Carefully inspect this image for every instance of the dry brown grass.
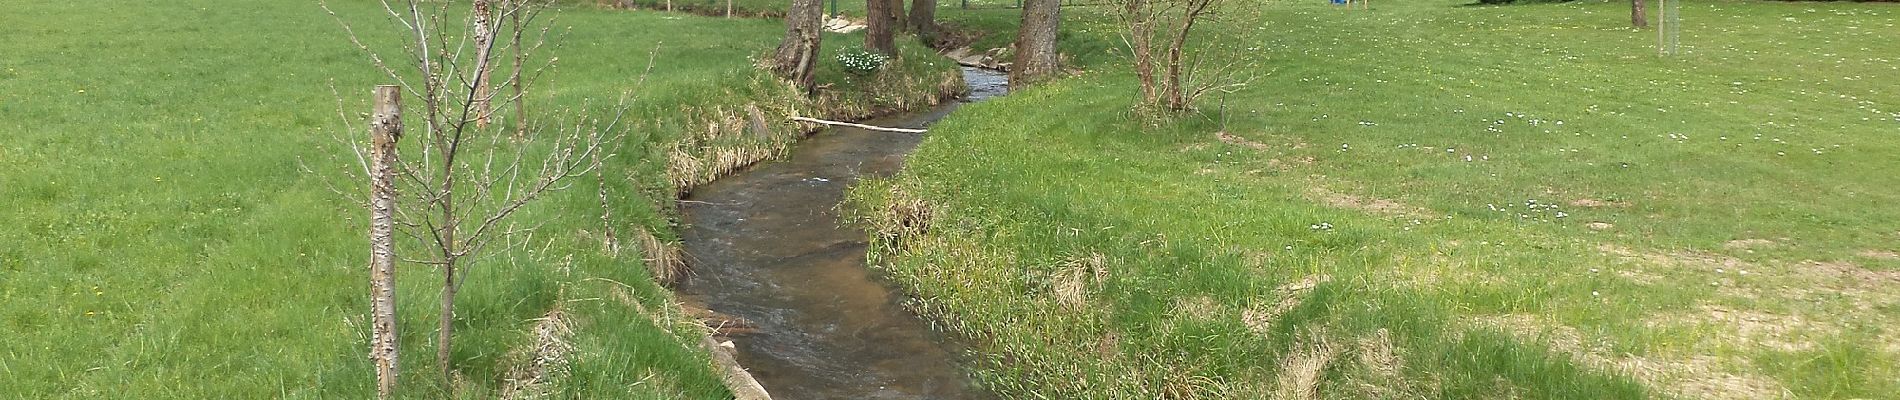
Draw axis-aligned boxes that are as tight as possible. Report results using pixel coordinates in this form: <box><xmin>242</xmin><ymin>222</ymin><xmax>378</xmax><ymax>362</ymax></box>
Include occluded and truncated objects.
<box><xmin>1566</xmin><ymin>198</ymin><xmax>1628</xmax><ymax>208</ymax></box>
<box><xmin>634</xmin><ymin>229</ymin><xmax>686</xmax><ymax>285</ymax></box>
<box><xmin>662</xmin><ymin>105</ymin><xmax>799</xmax><ymax>195</ymax></box>
<box><xmin>1356</xmin><ymin>328</ymin><xmax>1402</xmax><ymax>380</ymax></box>
<box><xmin>1650</xmin><ymin>304</ymin><xmax>1836</xmax><ymax>349</ymax></box>
<box><xmin>1466</xmin><ymin>314</ymin><xmax>1792</xmax><ymax>400</ymax></box>
<box><xmin>1051</xmin><ymin>253</ymin><xmax>1109</xmax><ymax>310</ymax></box>
<box><xmin>1274</xmin><ymin>332</ymin><xmax>1338</xmax><ymax>400</ymax></box>
<box><xmin>1242</xmin><ymin>275</ymin><xmax>1331</xmax><ymax>335</ymax></box>
<box><xmin>870</xmin><ymin>184</ymin><xmax>936</xmax><ymax>248</ymax></box>
<box><xmin>500</xmin><ymin>307</ymin><xmax>576</xmax><ymax>399</ymax></box>
<box><xmin>1172</xmin><ymin>296</ymin><xmax>1223</xmax><ymax>321</ymax></box>
<box><xmin>1214</xmin><ymin>131</ymin><xmax>1272</xmax><ymax>151</ymax></box>
<box><xmin>1346</xmin><ymin>328</ymin><xmax>1434</xmax><ymax>399</ymax></box>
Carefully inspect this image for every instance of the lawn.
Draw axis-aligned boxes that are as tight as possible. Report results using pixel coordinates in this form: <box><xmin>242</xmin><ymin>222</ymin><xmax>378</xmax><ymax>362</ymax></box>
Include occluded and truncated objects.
<box><xmin>0</xmin><ymin>0</ymin><xmax>956</xmax><ymax>397</ymax></box>
<box><xmin>861</xmin><ymin>0</ymin><xmax>1900</xmax><ymax>398</ymax></box>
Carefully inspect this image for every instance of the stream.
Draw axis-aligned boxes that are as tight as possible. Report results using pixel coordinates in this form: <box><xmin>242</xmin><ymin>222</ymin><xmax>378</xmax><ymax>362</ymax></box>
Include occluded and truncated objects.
<box><xmin>675</xmin><ymin>67</ymin><xmax>1008</xmax><ymax>399</ymax></box>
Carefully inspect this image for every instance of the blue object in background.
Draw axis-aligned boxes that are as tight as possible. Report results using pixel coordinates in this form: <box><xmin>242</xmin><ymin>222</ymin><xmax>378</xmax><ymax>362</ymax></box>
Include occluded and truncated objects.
<box><xmin>1332</xmin><ymin>0</ymin><xmax>1346</xmax><ymax>4</ymax></box>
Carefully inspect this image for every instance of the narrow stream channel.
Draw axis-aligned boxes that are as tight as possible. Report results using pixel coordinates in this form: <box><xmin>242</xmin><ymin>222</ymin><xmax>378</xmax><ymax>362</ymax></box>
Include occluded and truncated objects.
<box><xmin>675</xmin><ymin>67</ymin><xmax>1007</xmax><ymax>399</ymax></box>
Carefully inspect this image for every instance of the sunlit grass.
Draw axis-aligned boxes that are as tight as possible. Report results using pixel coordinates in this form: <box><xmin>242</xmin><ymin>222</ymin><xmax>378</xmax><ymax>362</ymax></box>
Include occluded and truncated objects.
<box><xmin>0</xmin><ymin>0</ymin><xmax>955</xmax><ymax>397</ymax></box>
<box><xmin>861</xmin><ymin>0</ymin><xmax>1900</xmax><ymax>398</ymax></box>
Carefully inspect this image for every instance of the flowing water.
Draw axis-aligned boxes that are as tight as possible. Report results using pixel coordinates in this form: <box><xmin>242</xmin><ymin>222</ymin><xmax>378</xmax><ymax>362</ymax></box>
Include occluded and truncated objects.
<box><xmin>676</xmin><ymin>67</ymin><xmax>1007</xmax><ymax>399</ymax></box>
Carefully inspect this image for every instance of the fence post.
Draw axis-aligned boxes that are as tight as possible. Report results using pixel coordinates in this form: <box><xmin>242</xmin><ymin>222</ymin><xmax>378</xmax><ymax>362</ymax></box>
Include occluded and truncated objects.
<box><xmin>368</xmin><ymin>85</ymin><xmax>402</xmax><ymax>400</ymax></box>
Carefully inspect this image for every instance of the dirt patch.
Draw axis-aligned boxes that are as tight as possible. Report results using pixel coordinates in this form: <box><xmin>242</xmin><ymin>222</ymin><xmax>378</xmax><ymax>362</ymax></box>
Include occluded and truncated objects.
<box><xmin>1306</xmin><ymin>186</ymin><xmax>1435</xmax><ymax>219</ymax></box>
<box><xmin>1568</xmin><ymin>198</ymin><xmax>1623</xmax><ymax>208</ymax></box>
<box><xmin>1647</xmin><ymin>305</ymin><xmax>1836</xmax><ymax>352</ymax></box>
<box><xmin>1095</xmin><ymin>330</ymin><xmax>1122</xmax><ymax>360</ymax></box>
<box><xmin>1267</xmin><ymin>156</ymin><xmax>1317</xmax><ymax>171</ymax></box>
<box><xmin>1215</xmin><ymin>131</ymin><xmax>1273</xmax><ymax>151</ymax></box>
<box><xmin>1859</xmin><ymin>249</ymin><xmax>1900</xmax><ymax>260</ymax></box>
<box><xmin>1806</xmin><ymin>260</ymin><xmax>1900</xmax><ymax>285</ymax></box>
<box><xmin>1721</xmin><ymin>238</ymin><xmax>1780</xmax><ymax>251</ymax></box>
<box><xmin>1615</xmin><ymin>356</ymin><xmax>1789</xmax><ymax>400</ymax></box>
<box><xmin>1598</xmin><ymin>244</ymin><xmax>1746</xmax><ymax>272</ymax></box>
<box><xmin>1586</xmin><ymin>221</ymin><xmax>1615</xmax><ymax>230</ymax></box>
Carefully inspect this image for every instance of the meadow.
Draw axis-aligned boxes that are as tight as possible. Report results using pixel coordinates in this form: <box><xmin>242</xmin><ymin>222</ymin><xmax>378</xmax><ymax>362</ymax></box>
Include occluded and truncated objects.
<box><xmin>860</xmin><ymin>0</ymin><xmax>1900</xmax><ymax>398</ymax></box>
<box><xmin>0</xmin><ymin>0</ymin><xmax>956</xmax><ymax>397</ymax></box>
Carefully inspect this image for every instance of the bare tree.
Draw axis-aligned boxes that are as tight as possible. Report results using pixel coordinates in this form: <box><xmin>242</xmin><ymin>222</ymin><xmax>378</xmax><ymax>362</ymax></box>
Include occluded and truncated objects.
<box><xmin>320</xmin><ymin>0</ymin><xmax>622</xmax><ymax>395</ymax></box>
<box><xmin>1631</xmin><ymin>0</ymin><xmax>1647</xmax><ymax>28</ymax></box>
<box><xmin>1011</xmin><ymin>0</ymin><xmax>1061</xmax><ymax>87</ymax></box>
<box><xmin>1116</xmin><ymin>0</ymin><xmax>1255</xmax><ymax>113</ymax></box>
<box><xmin>867</xmin><ymin>0</ymin><xmax>897</xmax><ymax>54</ymax></box>
<box><xmin>1122</xmin><ymin>0</ymin><xmax>1158</xmax><ymax>105</ymax></box>
<box><xmin>773</xmin><ymin>0</ymin><xmax>825</xmax><ymax>91</ymax></box>
<box><xmin>909</xmin><ymin>0</ymin><xmax>938</xmax><ymax>45</ymax></box>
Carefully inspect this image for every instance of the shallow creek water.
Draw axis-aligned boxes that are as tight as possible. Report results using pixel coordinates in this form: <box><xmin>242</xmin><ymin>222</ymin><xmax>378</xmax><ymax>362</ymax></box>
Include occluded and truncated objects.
<box><xmin>675</xmin><ymin>67</ymin><xmax>1007</xmax><ymax>399</ymax></box>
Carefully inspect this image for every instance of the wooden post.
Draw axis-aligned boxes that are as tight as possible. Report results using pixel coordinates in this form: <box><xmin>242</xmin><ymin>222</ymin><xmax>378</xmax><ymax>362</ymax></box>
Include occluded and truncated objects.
<box><xmin>368</xmin><ymin>85</ymin><xmax>403</xmax><ymax>400</ymax></box>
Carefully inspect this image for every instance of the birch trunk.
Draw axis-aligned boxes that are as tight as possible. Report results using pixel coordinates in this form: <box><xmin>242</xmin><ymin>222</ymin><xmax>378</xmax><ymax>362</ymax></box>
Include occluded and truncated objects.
<box><xmin>367</xmin><ymin>85</ymin><xmax>403</xmax><ymax>400</ymax></box>
<box><xmin>472</xmin><ymin>0</ymin><xmax>495</xmax><ymax>129</ymax></box>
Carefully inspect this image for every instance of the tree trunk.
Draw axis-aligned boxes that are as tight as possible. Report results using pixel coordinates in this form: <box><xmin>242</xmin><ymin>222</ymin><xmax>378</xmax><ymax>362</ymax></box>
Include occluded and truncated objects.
<box><xmin>1124</xmin><ymin>0</ymin><xmax>1156</xmax><ymax>106</ymax></box>
<box><xmin>1011</xmin><ymin>0</ymin><xmax>1060</xmax><ymax>87</ymax></box>
<box><xmin>436</xmin><ymin>257</ymin><xmax>457</xmax><ymax>390</ymax></box>
<box><xmin>773</xmin><ymin>0</ymin><xmax>825</xmax><ymax>91</ymax></box>
<box><xmin>435</xmin><ymin>186</ymin><xmax>458</xmax><ymax>393</ymax></box>
<box><xmin>472</xmin><ymin>0</ymin><xmax>495</xmax><ymax>129</ymax></box>
<box><xmin>891</xmin><ymin>0</ymin><xmax>908</xmax><ymax>33</ymax></box>
<box><xmin>368</xmin><ymin>85</ymin><xmax>403</xmax><ymax>400</ymax></box>
<box><xmin>1160</xmin><ymin>0</ymin><xmax>1209</xmax><ymax>111</ymax></box>
<box><xmin>1160</xmin><ymin>18</ymin><xmax>1192</xmax><ymax>110</ymax></box>
<box><xmin>511</xmin><ymin>0</ymin><xmax>527</xmax><ymax>140</ymax></box>
<box><xmin>1631</xmin><ymin>0</ymin><xmax>1647</xmax><ymax>28</ymax></box>
<box><xmin>909</xmin><ymin>0</ymin><xmax>937</xmax><ymax>45</ymax></box>
<box><xmin>866</xmin><ymin>0</ymin><xmax>896</xmax><ymax>54</ymax></box>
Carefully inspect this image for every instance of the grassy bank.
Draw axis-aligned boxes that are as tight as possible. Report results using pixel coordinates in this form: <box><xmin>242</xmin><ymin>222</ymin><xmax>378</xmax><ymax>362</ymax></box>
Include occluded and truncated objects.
<box><xmin>0</xmin><ymin>0</ymin><xmax>956</xmax><ymax>397</ymax></box>
<box><xmin>859</xmin><ymin>0</ymin><xmax>1899</xmax><ymax>398</ymax></box>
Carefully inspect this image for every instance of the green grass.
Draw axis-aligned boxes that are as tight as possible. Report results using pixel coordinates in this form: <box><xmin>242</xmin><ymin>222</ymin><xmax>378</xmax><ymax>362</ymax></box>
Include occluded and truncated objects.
<box><xmin>859</xmin><ymin>0</ymin><xmax>1900</xmax><ymax>398</ymax></box>
<box><xmin>0</xmin><ymin>0</ymin><xmax>955</xmax><ymax>397</ymax></box>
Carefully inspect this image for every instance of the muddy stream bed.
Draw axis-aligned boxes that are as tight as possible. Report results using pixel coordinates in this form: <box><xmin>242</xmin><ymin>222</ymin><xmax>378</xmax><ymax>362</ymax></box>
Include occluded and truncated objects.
<box><xmin>675</xmin><ymin>67</ymin><xmax>1007</xmax><ymax>399</ymax></box>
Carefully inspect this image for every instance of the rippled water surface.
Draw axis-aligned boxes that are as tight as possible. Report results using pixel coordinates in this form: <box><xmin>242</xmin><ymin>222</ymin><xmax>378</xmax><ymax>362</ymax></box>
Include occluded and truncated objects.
<box><xmin>676</xmin><ymin>68</ymin><xmax>1006</xmax><ymax>399</ymax></box>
